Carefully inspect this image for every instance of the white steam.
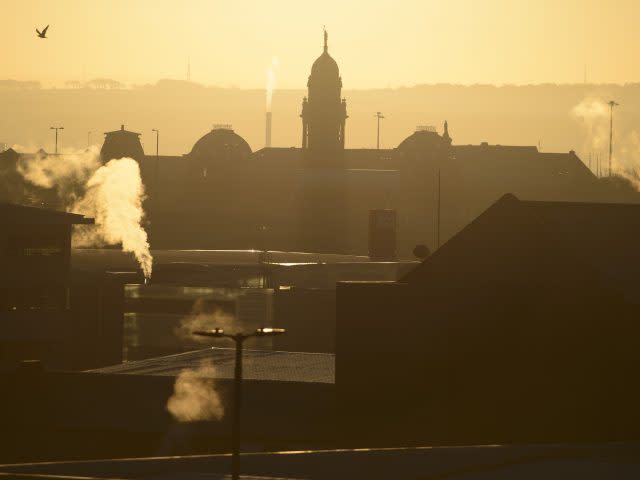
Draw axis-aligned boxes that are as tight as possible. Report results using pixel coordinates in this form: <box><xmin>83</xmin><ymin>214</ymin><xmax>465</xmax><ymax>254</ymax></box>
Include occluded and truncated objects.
<box><xmin>17</xmin><ymin>146</ymin><xmax>101</xmax><ymax>201</ymax></box>
<box><xmin>572</xmin><ymin>97</ymin><xmax>640</xmax><ymax>189</ymax></box>
<box><xmin>266</xmin><ymin>57</ymin><xmax>279</xmax><ymax>112</ymax></box>
<box><xmin>167</xmin><ymin>359</ymin><xmax>225</xmax><ymax>422</ymax></box>
<box><xmin>175</xmin><ymin>297</ymin><xmax>237</xmax><ymax>343</ymax></box>
<box><xmin>15</xmin><ymin>149</ymin><xmax>153</xmax><ymax>278</ymax></box>
<box><xmin>71</xmin><ymin>158</ymin><xmax>153</xmax><ymax>279</ymax></box>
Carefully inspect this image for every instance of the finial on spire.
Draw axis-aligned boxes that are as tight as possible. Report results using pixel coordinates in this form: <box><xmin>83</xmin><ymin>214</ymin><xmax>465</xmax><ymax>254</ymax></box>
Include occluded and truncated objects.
<box><xmin>323</xmin><ymin>27</ymin><xmax>328</xmax><ymax>53</ymax></box>
<box><xmin>443</xmin><ymin>120</ymin><xmax>452</xmax><ymax>144</ymax></box>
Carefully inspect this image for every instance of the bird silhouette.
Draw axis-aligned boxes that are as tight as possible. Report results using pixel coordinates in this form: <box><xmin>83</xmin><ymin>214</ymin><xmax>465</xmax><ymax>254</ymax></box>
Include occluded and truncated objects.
<box><xmin>36</xmin><ymin>25</ymin><xmax>49</xmax><ymax>39</ymax></box>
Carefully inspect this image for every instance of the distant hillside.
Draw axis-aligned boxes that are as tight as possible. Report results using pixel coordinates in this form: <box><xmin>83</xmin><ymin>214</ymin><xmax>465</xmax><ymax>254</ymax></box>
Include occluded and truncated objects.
<box><xmin>2</xmin><ymin>82</ymin><xmax>639</xmax><ymax>169</ymax></box>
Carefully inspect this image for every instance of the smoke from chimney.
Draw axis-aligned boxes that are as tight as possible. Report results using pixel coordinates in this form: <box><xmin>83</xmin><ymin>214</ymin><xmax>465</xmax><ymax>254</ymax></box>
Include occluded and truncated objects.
<box><xmin>265</xmin><ymin>57</ymin><xmax>279</xmax><ymax>113</ymax></box>
<box><xmin>16</xmin><ymin>148</ymin><xmax>153</xmax><ymax>279</ymax></box>
<box><xmin>71</xmin><ymin>157</ymin><xmax>153</xmax><ymax>279</ymax></box>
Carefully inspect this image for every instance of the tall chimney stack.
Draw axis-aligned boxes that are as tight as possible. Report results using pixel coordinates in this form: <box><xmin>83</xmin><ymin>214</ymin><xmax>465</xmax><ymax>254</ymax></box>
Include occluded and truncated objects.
<box><xmin>265</xmin><ymin>111</ymin><xmax>272</xmax><ymax>148</ymax></box>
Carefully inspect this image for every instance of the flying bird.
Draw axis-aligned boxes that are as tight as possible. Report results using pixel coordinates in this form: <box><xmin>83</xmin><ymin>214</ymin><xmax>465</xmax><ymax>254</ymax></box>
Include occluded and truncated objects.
<box><xmin>36</xmin><ymin>25</ymin><xmax>49</xmax><ymax>39</ymax></box>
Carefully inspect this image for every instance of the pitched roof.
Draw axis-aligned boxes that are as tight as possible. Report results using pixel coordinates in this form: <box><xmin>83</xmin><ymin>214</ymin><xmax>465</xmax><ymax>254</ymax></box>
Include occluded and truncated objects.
<box><xmin>0</xmin><ymin>203</ymin><xmax>94</xmax><ymax>225</ymax></box>
<box><xmin>402</xmin><ymin>194</ymin><xmax>640</xmax><ymax>297</ymax></box>
<box><xmin>89</xmin><ymin>347</ymin><xmax>335</xmax><ymax>384</ymax></box>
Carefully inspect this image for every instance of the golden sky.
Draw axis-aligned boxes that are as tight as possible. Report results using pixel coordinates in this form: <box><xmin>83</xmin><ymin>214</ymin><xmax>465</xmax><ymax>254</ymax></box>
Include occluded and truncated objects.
<box><xmin>3</xmin><ymin>0</ymin><xmax>639</xmax><ymax>88</ymax></box>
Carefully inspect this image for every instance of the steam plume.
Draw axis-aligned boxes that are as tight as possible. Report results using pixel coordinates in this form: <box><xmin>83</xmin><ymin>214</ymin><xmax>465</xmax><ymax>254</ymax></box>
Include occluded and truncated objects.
<box><xmin>17</xmin><ymin>146</ymin><xmax>101</xmax><ymax>201</ymax></box>
<box><xmin>167</xmin><ymin>359</ymin><xmax>224</xmax><ymax>422</ymax></box>
<box><xmin>572</xmin><ymin>97</ymin><xmax>640</xmax><ymax>189</ymax></box>
<box><xmin>16</xmin><ymin>149</ymin><xmax>153</xmax><ymax>278</ymax></box>
<box><xmin>266</xmin><ymin>57</ymin><xmax>279</xmax><ymax>112</ymax></box>
<box><xmin>71</xmin><ymin>158</ymin><xmax>153</xmax><ymax>279</ymax></box>
<box><xmin>175</xmin><ymin>297</ymin><xmax>237</xmax><ymax>343</ymax></box>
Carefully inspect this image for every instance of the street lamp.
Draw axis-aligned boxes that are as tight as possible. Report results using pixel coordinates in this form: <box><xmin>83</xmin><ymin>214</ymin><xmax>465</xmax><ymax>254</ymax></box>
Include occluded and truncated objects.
<box><xmin>375</xmin><ymin>112</ymin><xmax>384</xmax><ymax>149</ymax></box>
<box><xmin>193</xmin><ymin>327</ymin><xmax>286</xmax><ymax>480</ymax></box>
<box><xmin>152</xmin><ymin>129</ymin><xmax>159</xmax><ymax>189</ymax></box>
<box><xmin>50</xmin><ymin>126</ymin><xmax>64</xmax><ymax>154</ymax></box>
<box><xmin>608</xmin><ymin>100</ymin><xmax>619</xmax><ymax>177</ymax></box>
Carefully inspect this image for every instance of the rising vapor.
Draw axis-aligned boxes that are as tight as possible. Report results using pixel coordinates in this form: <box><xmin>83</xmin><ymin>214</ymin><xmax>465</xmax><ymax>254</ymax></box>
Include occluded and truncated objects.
<box><xmin>167</xmin><ymin>359</ymin><xmax>224</xmax><ymax>422</ymax></box>
<box><xmin>17</xmin><ymin>146</ymin><xmax>101</xmax><ymax>201</ymax></box>
<box><xmin>266</xmin><ymin>57</ymin><xmax>279</xmax><ymax>112</ymax></box>
<box><xmin>16</xmin><ymin>149</ymin><xmax>153</xmax><ymax>278</ymax></box>
<box><xmin>175</xmin><ymin>297</ymin><xmax>237</xmax><ymax>343</ymax></box>
<box><xmin>71</xmin><ymin>158</ymin><xmax>153</xmax><ymax>279</ymax></box>
<box><xmin>572</xmin><ymin>97</ymin><xmax>640</xmax><ymax>189</ymax></box>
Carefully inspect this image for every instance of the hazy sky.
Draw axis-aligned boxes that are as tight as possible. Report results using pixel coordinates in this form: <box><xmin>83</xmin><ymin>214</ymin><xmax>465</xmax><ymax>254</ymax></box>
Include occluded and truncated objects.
<box><xmin>3</xmin><ymin>0</ymin><xmax>640</xmax><ymax>88</ymax></box>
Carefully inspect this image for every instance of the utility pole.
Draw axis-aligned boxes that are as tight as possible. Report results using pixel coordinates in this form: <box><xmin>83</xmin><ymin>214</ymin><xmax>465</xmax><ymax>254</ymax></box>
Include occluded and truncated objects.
<box><xmin>152</xmin><ymin>129</ymin><xmax>159</xmax><ymax>189</ymax></box>
<box><xmin>50</xmin><ymin>126</ymin><xmax>64</xmax><ymax>154</ymax></box>
<box><xmin>608</xmin><ymin>100</ymin><xmax>619</xmax><ymax>177</ymax></box>
<box><xmin>375</xmin><ymin>112</ymin><xmax>384</xmax><ymax>149</ymax></box>
<box><xmin>436</xmin><ymin>168</ymin><xmax>441</xmax><ymax>249</ymax></box>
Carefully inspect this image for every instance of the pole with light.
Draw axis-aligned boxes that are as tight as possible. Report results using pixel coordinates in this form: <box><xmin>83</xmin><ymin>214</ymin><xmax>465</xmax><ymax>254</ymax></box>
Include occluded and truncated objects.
<box><xmin>608</xmin><ymin>100</ymin><xmax>619</xmax><ymax>177</ymax></box>
<box><xmin>375</xmin><ymin>112</ymin><xmax>384</xmax><ymax>149</ymax></box>
<box><xmin>152</xmin><ymin>129</ymin><xmax>160</xmax><ymax>189</ymax></box>
<box><xmin>50</xmin><ymin>126</ymin><xmax>64</xmax><ymax>154</ymax></box>
<box><xmin>193</xmin><ymin>327</ymin><xmax>286</xmax><ymax>480</ymax></box>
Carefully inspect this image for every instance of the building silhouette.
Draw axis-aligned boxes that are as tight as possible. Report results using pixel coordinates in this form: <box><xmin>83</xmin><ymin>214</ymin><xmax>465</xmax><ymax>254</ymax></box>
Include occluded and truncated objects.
<box><xmin>1</xmin><ymin>32</ymin><xmax>633</xmax><ymax>257</ymax></box>
<box><xmin>0</xmin><ymin>203</ymin><xmax>124</xmax><ymax>370</ymax></box>
<box><xmin>301</xmin><ymin>30</ymin><xmax>347</xmax><ymax>153</ymax></box>
<box><xmin>337</xmin><ymin>194</ymin><xmax>640</xmax><ymax>444</ymax></box>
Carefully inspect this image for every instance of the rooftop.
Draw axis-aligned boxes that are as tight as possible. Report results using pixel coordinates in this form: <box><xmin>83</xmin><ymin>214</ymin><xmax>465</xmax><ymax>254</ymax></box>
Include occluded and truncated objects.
<box><xmin>89</xmin><ymin>347</ymin><xmax>335</xmax><ymax>384</ymax></box>
<box><xmin>0</xmin><ymin>203</ymin><xmax>94</xmax><ymax>225</ymax></box>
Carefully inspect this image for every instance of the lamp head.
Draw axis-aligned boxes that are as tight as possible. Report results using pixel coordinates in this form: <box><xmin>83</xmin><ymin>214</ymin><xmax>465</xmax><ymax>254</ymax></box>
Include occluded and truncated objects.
<box><xmin>193</xmin><ymin>328</ymin><xmax>225</xmax><ymax>337</ymax></box>
<box><xmin>255</xmin><ymin>327</ymin><xmax>286</xmax><ymax>336</ymax></box>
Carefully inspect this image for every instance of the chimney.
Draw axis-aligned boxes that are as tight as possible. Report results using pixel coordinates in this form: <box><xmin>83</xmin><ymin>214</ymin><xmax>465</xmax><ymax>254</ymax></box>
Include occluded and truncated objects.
<box><xmin>265</xmin><ymin>112</ymin><xmax>272</xmax><ymax>148</ymax></box>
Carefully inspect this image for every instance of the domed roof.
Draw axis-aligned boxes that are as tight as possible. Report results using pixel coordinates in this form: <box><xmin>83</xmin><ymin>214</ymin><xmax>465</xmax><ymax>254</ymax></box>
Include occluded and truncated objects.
<box><xmin>311</xmin><ymin>51</ymin><xmax>339</xmax><ymax>78</ymax></box>
<box><xmin>397</xmin><ymin>127</ymin><xmax>447</xmax><ymax>151</ymax></box>
<box><xmin>189</xmin><ymin>127</ymin><xmax>252</xmax><ymax>159</ymax></box>
<box><xmin>309</xmin><ymin>30</ymin><xmax>340</xmax><ymax>83</ymax></box>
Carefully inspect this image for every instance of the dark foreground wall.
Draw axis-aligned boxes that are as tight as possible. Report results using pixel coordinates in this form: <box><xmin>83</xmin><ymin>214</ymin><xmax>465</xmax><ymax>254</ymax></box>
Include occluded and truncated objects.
<box><xmin>336</xmin><ymin>281</ymin><xmax>640</xmax><ymax>445</ymax></box>
<box><xmin>0</xmin><ymin>365</ymin><xmax>335</xmax><ymax>463</ymax></box>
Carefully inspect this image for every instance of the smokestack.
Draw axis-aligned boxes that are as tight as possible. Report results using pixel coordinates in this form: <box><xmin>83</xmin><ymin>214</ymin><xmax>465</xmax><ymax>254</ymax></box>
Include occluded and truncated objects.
<box><xmin>265</xmin><ymin>111</ymin><xmax>272</xmax><ymax>148</ymax></box>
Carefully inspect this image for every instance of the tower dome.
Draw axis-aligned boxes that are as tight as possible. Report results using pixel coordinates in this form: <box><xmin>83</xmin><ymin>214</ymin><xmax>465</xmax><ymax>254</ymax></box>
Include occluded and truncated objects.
<box><xmin>311</xmin><ymin>52</ymin><xmax>339</xmax><ymax>77</ymax></box>
<box><xmin>300</xmin><ymin>30</ymin><xmax>348</xmax><ymax>153</ymax></box>
<box><xmin>308</xmin><ymin>29</ymin><xmax>341</xmax><ymax>88</ymax></box>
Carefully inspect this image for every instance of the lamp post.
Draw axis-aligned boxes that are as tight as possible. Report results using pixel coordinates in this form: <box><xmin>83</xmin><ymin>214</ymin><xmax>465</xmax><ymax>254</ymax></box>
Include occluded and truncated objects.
<box><xmin>608</xmin><ymin>100</ymin><xmax>619</xmax><ymax>177</ymax></box>
<box><xmin>193</xmin><ymin>327</ymin><xmax>286</xmax><ymax>480</ymax></box>
<box><xmin>375</xmin><ymin>112</ymin><xmax>384</xmax><ymax>149</ymax></box>
<box><xmin>50</xmin><ymin>126</ymin><xmax>64</xmax><ymax>154</ymax></box>
<box><xmin>152</xmin><ymin>129</ymin><xmax>159</xmax><ymax>189</ymax></box>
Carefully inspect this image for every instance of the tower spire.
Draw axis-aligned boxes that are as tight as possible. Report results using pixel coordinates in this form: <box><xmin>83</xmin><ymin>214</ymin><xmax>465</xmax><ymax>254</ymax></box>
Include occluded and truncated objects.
<box><xmin>323</xmin><ymin>27</ymin><xmax>328</xmax><ymax>53</ymax></box>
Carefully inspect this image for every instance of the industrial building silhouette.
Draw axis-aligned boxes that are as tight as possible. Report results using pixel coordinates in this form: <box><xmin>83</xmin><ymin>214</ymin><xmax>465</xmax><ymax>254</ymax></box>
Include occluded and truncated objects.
<box><xmin>0</xmin><ymin>31</ymin><xmax>615</xmax><ymax>257</ymax></box>
<box><xmin>1</xmin><ymin>31</ymin><xmax>640</xmax><ymax>469</ymax></box>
